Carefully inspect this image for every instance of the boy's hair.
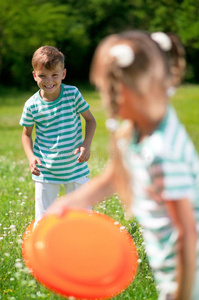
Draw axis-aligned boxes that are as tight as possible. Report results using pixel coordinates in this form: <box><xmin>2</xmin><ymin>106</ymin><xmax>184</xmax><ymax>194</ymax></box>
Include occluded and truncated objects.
<box><xmin>32</xmin><ymin>46</ymin><xmax>65</xmax><ymax>70</ymax></box>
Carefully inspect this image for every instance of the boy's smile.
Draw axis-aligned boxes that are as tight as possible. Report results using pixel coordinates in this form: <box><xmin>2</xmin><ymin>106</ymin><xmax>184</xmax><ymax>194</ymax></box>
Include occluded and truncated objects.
<box><xmin>33</xmin><ymin>63</ymin><xmax>66</xmax><ymax>102</ymax></box>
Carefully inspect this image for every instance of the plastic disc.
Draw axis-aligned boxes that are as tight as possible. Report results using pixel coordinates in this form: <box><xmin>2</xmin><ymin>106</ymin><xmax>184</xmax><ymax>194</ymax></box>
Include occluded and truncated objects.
<box><xmin>22</xmin><ymin>209</ymin><xmax>138</xmax><ymax>299</ymax></box>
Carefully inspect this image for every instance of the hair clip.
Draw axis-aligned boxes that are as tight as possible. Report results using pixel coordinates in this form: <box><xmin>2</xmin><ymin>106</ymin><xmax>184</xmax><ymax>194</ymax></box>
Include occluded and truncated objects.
<box><xmin>166</xmin><ymin>86</ymin><xmax>176</xmax><ymax>97</ymax></box>
<box><xmin>105</xmin><ymin>118</ymin><xmax>119</xmax><ymax>132</ymax></box>
<box><xmin>151</xmin><ymin>32</ymin><xmax>172</xmax><ymax>51</ymax></box>
<box><xmin>109</xmin><ymin>44</ymin><xmax>135</xmax><ymax>68</ymax></box>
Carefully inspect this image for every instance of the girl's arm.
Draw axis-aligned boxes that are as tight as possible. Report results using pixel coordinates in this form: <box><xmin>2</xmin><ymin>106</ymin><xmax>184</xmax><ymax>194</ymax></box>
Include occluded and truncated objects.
<box><xmin>46</xmin><ymin>163</ymin><xmax>115</xmax><ymax>216</ymax></box>
<box><xmin>165</xmin><ymin>199</ymin><xmax>197</xmax><ymax>300</ymax></box>
<box><xmin>74</xmin><ymin>109</ymin><xmax>96</xmax><ymax>163</ymax></box>
<box><xmin>22</xmin><ymin>126</ymin><xmax>42</xmax><ymax>176</ymax></box>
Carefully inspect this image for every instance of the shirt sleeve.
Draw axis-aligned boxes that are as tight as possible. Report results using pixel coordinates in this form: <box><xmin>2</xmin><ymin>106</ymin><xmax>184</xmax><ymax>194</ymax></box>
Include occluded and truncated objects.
<box><xmin>74</xmin><ymin>88</ymin><xmax>90</xmax><ymax>114</ymax></box>
<box><xmin>149</xmin><ymin>156</ymin><xmax>196</xmax><ymax>201</ymax></box>
<box><xmin>19</xmin><ymin>104</ymin><xmax>35</xmax><ymax>127</ymax></box>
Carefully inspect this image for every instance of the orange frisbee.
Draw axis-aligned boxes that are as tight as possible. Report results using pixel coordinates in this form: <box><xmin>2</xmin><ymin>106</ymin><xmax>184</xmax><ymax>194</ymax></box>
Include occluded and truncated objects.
<box><xmin>22</xmin><ymin>209</ymin><xmax>138</xmax><ymax>299</ymax></box>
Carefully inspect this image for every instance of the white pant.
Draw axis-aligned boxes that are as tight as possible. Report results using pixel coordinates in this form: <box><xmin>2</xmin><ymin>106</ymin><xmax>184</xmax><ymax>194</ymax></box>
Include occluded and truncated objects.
<box><xmin>34</xmin><ymin>180</ymin><xmax>88</xmax><ymax>225</ymax></box>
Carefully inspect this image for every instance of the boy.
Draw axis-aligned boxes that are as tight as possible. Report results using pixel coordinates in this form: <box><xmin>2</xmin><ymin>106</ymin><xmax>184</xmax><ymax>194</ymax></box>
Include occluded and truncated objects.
<box><xmin>20</xmin><ymin>46</ymin><xmax>96</xmax><ymax>225</ymax></box>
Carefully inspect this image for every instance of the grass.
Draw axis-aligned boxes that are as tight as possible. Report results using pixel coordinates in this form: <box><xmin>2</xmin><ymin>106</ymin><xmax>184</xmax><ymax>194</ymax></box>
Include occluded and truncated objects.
<box><xmin>0</xmin><ymin>84</ymin><xmax>199</xmax><ymax>300</ymax></box>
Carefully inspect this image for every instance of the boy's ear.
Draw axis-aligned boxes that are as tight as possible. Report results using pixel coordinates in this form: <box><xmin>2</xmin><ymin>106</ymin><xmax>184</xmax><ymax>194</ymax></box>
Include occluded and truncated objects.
<box><xmin>62</xmin><ymin>68</ymin><xmax>67</xmax><ymax>80</ymax></box>
<box><xmin>32</xmin><ymin>71</ymin><xmax>37</xmax><ymax>81</ymax></box>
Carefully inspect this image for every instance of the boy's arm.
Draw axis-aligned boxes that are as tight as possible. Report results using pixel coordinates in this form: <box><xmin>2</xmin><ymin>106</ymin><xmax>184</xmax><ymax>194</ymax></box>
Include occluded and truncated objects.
<box><xmin>74</xmin><ymin>109</ymin><xmax>96</xmax><ymax>163</ymax></box>
<box><xmin>22</xmin><ymin>126</ymin><xmax>42</xmax><ymax>176</ymax></box>
<box><xmin>165</xmin><ymin>199</ymin><xmax>197</xmax><ymax>300</ymax></box>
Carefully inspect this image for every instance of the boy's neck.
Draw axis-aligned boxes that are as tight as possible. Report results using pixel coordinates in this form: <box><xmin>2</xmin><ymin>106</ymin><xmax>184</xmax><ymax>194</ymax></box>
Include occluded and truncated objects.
<box><xmin>40</xmin><ymin>86</ymin><xmax>61</xmax><ymax>102</ymax></box>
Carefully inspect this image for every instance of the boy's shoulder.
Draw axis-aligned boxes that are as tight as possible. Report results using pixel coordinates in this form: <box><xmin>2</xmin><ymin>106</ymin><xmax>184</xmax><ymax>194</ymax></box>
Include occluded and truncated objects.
<box><xmin>24</xmin><ymin>85</ymin><xmax>83</xmax><ymax>108</ymax></box>
<box><xmin>24</xmin><ymin>90</ymin><xmax>41</xmax><ymax>107</ymax></box>
<box><xmin>62</xmin><ymin>84</ymin><xmax>80</xmax><ymax>95</ymax></box>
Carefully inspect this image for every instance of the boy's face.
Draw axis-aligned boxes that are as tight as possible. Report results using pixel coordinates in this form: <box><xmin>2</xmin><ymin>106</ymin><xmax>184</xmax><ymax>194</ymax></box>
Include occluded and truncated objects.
<box><xmin>33</xmin><ymin>63</ymin><xmax>66</xmax><ymax>101</ymax></box>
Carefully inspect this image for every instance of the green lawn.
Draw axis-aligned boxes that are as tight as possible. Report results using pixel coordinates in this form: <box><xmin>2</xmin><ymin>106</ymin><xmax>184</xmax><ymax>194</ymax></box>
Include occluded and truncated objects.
<box><xmin>0</xmin><ymin>84</ymin><xmax>199</xmax><ymax>300</ymax></box>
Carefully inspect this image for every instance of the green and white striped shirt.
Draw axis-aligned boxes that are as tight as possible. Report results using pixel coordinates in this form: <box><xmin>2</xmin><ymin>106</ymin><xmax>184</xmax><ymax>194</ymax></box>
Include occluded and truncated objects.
<box><xmin>20</xmin><ymin>84</ymin><xmax>90</xmax><ymax>184</ymax></box>
<box><xmin>124</xmin><ymin>105</ymin><xmax>199</xmax><ymax>293</ymax></box>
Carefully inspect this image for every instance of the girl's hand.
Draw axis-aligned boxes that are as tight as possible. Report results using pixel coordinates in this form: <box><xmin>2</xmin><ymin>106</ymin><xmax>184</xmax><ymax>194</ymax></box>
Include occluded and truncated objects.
<box><xmin>29</xmin><ymin>156</ymin><xmax>42</xmax><ymax>176</ymax></box>
<box><xmin>45</xmin><ymin>195</ymin><xmax>71</xmax><ymax>217</ymax></box>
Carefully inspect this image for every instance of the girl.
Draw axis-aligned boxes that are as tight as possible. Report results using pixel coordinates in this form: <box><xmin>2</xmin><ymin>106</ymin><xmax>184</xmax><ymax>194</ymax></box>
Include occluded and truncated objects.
<box><xmin>47</xmin><ymin>31</ymin><xmax>199</xmax><ymax>300</ymax></box>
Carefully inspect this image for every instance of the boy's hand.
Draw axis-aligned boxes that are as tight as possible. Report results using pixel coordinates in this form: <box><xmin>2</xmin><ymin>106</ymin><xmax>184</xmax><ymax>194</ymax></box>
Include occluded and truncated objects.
<box><xmin>29</xmin><ymin>156</ymin><xmax>42</xmax><ymax>176</ymax></box>
<box><xmin>74</xmin><ymin>143</ymin><xmax>90</xmax><ymax>163</ymax></box>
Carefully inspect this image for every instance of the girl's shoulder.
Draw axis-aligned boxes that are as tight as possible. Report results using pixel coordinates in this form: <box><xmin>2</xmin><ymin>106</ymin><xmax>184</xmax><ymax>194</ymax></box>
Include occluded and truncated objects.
<box><xmin>143</xmin><ymin>106</ymin><xmax>198</xmax><ymax>166</ymax></box>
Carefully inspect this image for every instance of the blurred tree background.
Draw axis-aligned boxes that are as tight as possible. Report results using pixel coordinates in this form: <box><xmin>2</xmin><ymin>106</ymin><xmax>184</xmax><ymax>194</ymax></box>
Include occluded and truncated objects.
<box><xmin>0</xmin><ymin>0</ymin><xmax>198</xmax><ymax>88</ymax></box>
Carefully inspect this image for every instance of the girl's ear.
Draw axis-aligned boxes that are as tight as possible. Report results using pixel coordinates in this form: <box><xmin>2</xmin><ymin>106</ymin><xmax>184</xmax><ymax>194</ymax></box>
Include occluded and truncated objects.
<box><xmin>121</xmin><ymin>83</ymin><xmax>133</xmax><ymax>104</ymax></box>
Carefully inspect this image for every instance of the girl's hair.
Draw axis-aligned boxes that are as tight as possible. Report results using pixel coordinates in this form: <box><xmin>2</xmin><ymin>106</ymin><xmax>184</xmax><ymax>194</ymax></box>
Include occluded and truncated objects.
<box><xmin>90</xmin><ymin>30</ymin><xmax>185</xmax><ymax>116</ymax></box>
<box><xmin>89</xmin><ymin>31</ymin><xmax>186</xmax><ymax>215</ymax></box>
<box><xmin>166</xmin><ymin>34</ymin><xmax>186</xmax><ymax>86</ymax></box>
<box><xmin>32</xmin><ymin>46</ymin><xmax>65</xmax><ymax>70</ymax></box>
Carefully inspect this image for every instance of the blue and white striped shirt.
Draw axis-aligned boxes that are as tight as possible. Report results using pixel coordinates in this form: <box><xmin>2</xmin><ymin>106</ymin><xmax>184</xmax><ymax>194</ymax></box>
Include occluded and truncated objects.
<box><xmin>20</xmin><ymin>84</ymin><xmax>90</xmax><ymax>183</ymax></box>
<box><xmin>124</xmin><ymin>105</ymin><xmax>199</xmax><ymax>294</ymax></box>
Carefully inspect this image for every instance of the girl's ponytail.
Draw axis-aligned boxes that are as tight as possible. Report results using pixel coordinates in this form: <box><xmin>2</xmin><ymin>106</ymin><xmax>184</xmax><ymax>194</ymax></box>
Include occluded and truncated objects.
<box><xmin>151</xmin><ymin>32</ymin><xmax>186</xmax><ymax>87</ymax></box>
<box><xmin>167</xmin><ymin>34</ymin><xmax>186</xmax><ymax>87</ymax></box>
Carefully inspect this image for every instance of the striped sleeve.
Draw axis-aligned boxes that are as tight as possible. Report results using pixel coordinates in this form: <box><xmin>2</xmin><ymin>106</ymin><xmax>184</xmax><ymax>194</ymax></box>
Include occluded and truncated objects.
<box><xmin>149</xmin><ymin>106</ymin><xmax>199</xmax><ymax>201</ymax></box>
<box><xmin>19</xmin><ymin>104</ymin><xmax>35</xmax><ymax>127</ymax></box>
<box><xmin>150</xmin><ymin>156</ymin><xmax>196</xmax><ymax>200</ymax></box>
<box><xmin>74</xmin><ymin>88</ymin><xmax>90</xmax><ymax>113</ymax></box>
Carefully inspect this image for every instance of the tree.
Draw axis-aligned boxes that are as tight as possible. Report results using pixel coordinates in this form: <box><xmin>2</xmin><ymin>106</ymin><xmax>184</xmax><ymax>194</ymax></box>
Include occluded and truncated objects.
<box><xmin>176</xmin><ymin>0</ymin><xmax>199</xmax><ymax>81</ymax></box>
<box><xmin>0</xmin><ymin>0</ymin><xmax>89</xmax><ymax>87</ymax></box>
<box><xmin>0</xmin><ymin>0</ymin><xmax>198</xmax><ymax>87</ymax></box>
